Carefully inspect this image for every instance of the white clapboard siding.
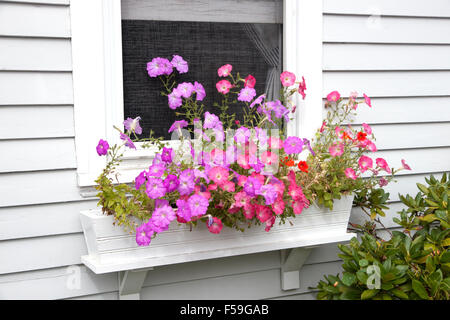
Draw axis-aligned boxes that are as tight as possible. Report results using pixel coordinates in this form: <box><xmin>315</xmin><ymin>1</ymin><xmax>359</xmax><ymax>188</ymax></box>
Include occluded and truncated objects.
<box><xmin>345</xmin><ymin>97</ymin><xmax>450</xmax><ymax>124</ymax></box>
<box><xmin>323</xmin><ymin>15</ymin><xmax>450</xmax><ymax>44</ymax></box>
<box><xmin>270</xmin><ymin>292</ymin><xmax>316</xmax><ymax>300</ymax></box>
<box><xmin>68</xmin><ymin>291</ymin><xmax>119</xmax><ymax>300</ymax></box>
<box><xmin>0</xmin><ymin>200</ymin><xmax>98</xmax><ymax>241</ymax></box>
<box><xmin>0</xmin><ymin>2</ymin><xmax>70</xmax><ymax>38</ymax></box>
<box><xmin>323</xmin><ymin>0</ymin><xmax>450</xmax><ymax>18</ymax></box>
<box><xmin>324</xmin><ymin>44</ymin><xmax>450</xmax><ymax>71</ymax></box>
<box><xmin>121</xmin><ymin>0</ymin><xmax>283</xmax><ymax>23</ymax></box>
<box><xmin>0</xmin><ymin>106</ymin><xmax>74</xmax><ymax>139</ymax></box>
<box><xmin>0</xmin><ymin>265</ymin><xmax>117</xmax><ymax>300</ymax></box>
<box><xmin>0</xmin><ymin>38</ymin><xmax>72</xmax><ymax>71</ymax></box>
<box><xmin>0</xmin><ymin>72</ymin><xmax>73</xmax><ymax>105</ymax></box>
<box><xmin>4</xmin><ymin>0</ymin><xmax>69</xmax><ymax>4</ymax></box>
<box><xmin>384</xmin><ymin>173</ymin><xmax>444</xmax><ymax>203</ymax></box>
<box><xmin>351</xmin><ymin>202</ymin><xmax>406</xmax><ymax>229</ymax></box>
<box><xmin>0</xmin><ymin>138</ymin><xmax>76</xmax><ymax>172</ymax></box>
<box><xmin>367</xmin><ymin>123</ymin><xmax>450</xmax><ymax>150</ymax></box>
<box><xmin>323</xmin><ymin>71</ymin><xmax>450</xmax><ymax>97</ymax></box>
<box><xmin>0</xmin><ymin>170</ymin><xmax>86</xmax><ymax>207</ymax></box>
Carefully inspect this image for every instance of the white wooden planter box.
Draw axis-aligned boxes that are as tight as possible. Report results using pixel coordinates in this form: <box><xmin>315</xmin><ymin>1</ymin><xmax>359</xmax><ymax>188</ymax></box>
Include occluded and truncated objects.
<box><xmin>80</xmin><ymin>195</ymin><xmax>355</xmax><ymax>298</ymax></box>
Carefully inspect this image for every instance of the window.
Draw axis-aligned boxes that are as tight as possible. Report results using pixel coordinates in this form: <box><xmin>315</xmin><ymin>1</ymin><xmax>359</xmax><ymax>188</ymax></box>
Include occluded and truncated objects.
<box><xmin>70</xmin><ymin>0</ymin><xmax>323</xmax><ymax>187</ymax></box>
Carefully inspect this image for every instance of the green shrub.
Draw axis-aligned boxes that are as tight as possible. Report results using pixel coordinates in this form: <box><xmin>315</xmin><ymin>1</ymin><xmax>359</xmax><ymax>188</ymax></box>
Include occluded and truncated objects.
<box><xmin>314</xmin><ymin>173</ymin><xmax>450</xmax><ymax>300</ymax></box>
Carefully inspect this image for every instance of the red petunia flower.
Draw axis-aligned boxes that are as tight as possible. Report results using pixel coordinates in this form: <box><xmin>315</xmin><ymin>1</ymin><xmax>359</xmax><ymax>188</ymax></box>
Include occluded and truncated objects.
<box><xmin>297</xmin><ymin>161</ymin><xmax>309</xmax><ymax>173</ymax></box>
<box><xmin>357</xmin><ymin>132</ymin><xmax>367</xmax><ymax>142</ymax></box>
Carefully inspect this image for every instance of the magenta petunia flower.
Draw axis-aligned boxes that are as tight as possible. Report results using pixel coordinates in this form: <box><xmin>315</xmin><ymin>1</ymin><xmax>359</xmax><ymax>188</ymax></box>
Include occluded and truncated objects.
<box><xmin>401</xmin><ymin>159</ymin><xmax>412</xmax><ymax>171</ymax></box>
<box><xmin>216</xmin><ymin>80</ymin><xmax>232</xmax><ymax>94</ymax></box>
<box><xmin>272</xmin><ymin>196</ymin><xmax>285</xmax><ymax>215</ymax></box>
<box><xmin>135</xmin><ymin>223</ymin><xmax>154</xmax><ymax>246</ymax></box>
<box><xmin>244</xmin><ymin>74</ymin><xmax>256</xmax><ymax>88</ymax></box>
<box><xmin>176</xmin><ymin>199</ymin><xmax>192</xmax><ymax>222</ymax></box>
<box><xmin>96</xmin><ymin>139</ymin><xmax>109</xmax><ymax>156</ymax></box>
<box><xmin>161</xmin><ymin>148</ymin><xmax>173</xmax><ymax>163</ymax></box>
<box><xmin>145</xmin><ymin>178</ymin><xmax>166</xmax><ymax>199</ymax></box>
<box><xmin>358</xmin><ymin>156</ymin><xmax>373</xmax><ymax>173</ymax></box>
<box><xmin>345</xmin><ymin>168</ymin><xmax>357</xmax><ymax>180</ymax></box>
<box><xmin>120</xmin><ymin>132</ymin><xmax>136</xmax><ymax>149</ymax></box>
<box><xmin>329</xmin><ymin>142</ymin><xmax>344</xmax><ymax>157</ymax></box>
<box><xmin>363</xmin><ymin>93</ymin><xmax>372</xmax><ymax>107</ymax></box>
<box><xmin>178</xmin><ymin>178</ymin><xmax>195</xmax><ymax>196</ymax></box>
<box><xmin>124</xmin><ymin>117</ymin><xmax>143</xmax><ymax>135</ymax></box>
<box><xmin>207</xmin><ymin>217</ymin><xmax>223</xmax><ymax>234</ymax></box>
<box><xmin>280</xmin><ymin>71</ymin><xmax>296</xmax><ymax>87</ymax></box>
<box><xmin>148</xmin><ymin>163</ymin><xmax>166</xmax><ymax>178</ymax></box>
<box><xmin>176</xmin><ymin>82</ymin><xmax>194</xmax><ymax>99</ymax></box>
<box><xmin>238</xmin><ymin>87</ymin><xmax>257</xmax><ymax>102</ymax></box>
<box><xmin>168</xmin><ymin>91</ymin><xmax>183</xmax><ymax>110</ymax></box>
<box><xmin>256</xmin><ymin>184</ymin><xmax>278</xmax><ymax>205</ymax></box>
<box><xmin>163</xmin><ymin>174</ymin><xmax>180</xmax><ymax>193</ymax></box>
<box><xmin>327</xmin><ymin>91</ymin><xmax>341</xmax><ymax>102</ymax></box>
<box><xmin>298</xmin><ymin>76</ymin><xmax>307</xmax><ymax>100</ymax></box>
<box><xmin>379</xmin><ymin>177</ymin><xmax>389</xmax><ymax>187</ymax></box>
<box><xmin>283</xmin><ymin>136</ymin><xmax>304</xmax><ymax>155</ymax></box>
<box><xmin>135</xmin><ymin>171</ymin><xmax>147</xmax><ymax>190</ymax></box>
<box><xmin>168</xmin><ymin>120</ymin><xmax>188</xmax><ymax>133</ymax></box>
<box><xmin>193</xmin><ymin>81</ymin><xmax>206</xmax><ymax>101</ymax></box>
<box><xmin>244</xmin><ymin>177</ymin><xmax>262</xmax><ymax>197</ymax></box>
<box><xmin>218</xmin><ymin>64</ymin><xmax>232</xmax><ymax>77</ymax></box>
<box><xmin>188</xmin><ymin>194</ymin><xmax>209</xmax><ymax>217</ymax></box>
<box><xmin>255</xmin><ymin>205</ymin><xmax>273</xmax><ymax>223</ymax></box>
<box><xmin>171</xmin><ymin>55</ymin><xmax>188</xmax><ymax>74</ymax></box>
<box><xmin>376</xmin><ymin>158</ymin><xmax>391</xmax><ymax>174</ymax></box>
<box><xmin>151</xmin><ymin>205</ymin><xmax>176</xmax><ymax>228</ymax></box>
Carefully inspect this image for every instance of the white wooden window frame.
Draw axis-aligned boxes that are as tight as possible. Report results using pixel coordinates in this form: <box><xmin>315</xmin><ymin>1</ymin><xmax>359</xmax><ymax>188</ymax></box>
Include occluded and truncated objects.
<box><xmin>70</xmin><ymin>0</ymin><xmax>323</xmax><ymax>187</ymax></box>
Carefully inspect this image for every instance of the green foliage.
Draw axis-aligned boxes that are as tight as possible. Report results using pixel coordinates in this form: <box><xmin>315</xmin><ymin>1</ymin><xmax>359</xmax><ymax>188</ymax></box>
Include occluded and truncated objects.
<box><xmin>314</xmin><ymin>173</ymin><xmax>450</xmax><ymax>300</ymax></box>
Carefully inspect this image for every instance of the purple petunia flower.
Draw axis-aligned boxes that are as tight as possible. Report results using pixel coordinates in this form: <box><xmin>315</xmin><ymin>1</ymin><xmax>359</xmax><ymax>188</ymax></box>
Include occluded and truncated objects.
<box><xmin>244</xmin><ymin>177</ymin><xmax>263</xmax><ymax>197</ymax></box>
<box><xmin>303</xmin><ymin>138</ymin><xmax>315</xmax><ymax>156</ymax></box>
<box><xmin>188</xmin><ymin>194</ymin><xmax>209</xmax><ymax>217</ymax></box>
<box><xmin>163</xmin><ymin>174</ymin><xmax>180</xmax><ymax>193</ymax></box>
<box><xmin>123</xmin><ymin>117</ymin><xmax>143</xmax><ymax>135</ymax></box>
<box><xmin>256</xmin><ymin>184</ymin><xmax>278</xmax><ymax>205</ymax></box>
<box><xmin>178</xmin><ymin>178</ymin><xmax>195</xmax><ymax>196</ymax></box>
<box><xmin>168</xmin><ymin>120</ymin><xmax>188</xmax><ymax>133</ymax></box>
<box><xmin>234</xmin><ymin>127</ymin><xmax>251</xmax><ymax>144</ymax></box>
<box><xmin>155</xmin><ymin>199</ymin><xmax>169</xmax><ymax>209</ymax></box>
<box><xmin>168</xmin><ymin>91</ymin><xmax>183</xmax><ymax>110</ymax></box>
<box><xmin>176</xmin><ymin>199</ymin><xmax>192</xmax><ymax>222</ymax></box>
<box><xmin>96</xmin><ymin>139</ymin><xmax>109</xmax><ymax>156</ymax></box>
<box><xmin>171</xmin><ymin>55</ymin><xmax>188</xmax><ymax>74</ymax></box>
<box><xmin>151</xmin><ymin>205</ymin><xmax>176</xmax><ymax>229</ymax></box>
<box><xmin>204</xmin><ymin>112</ymin><xmax>220</xmax><ymax>129</ymax></box>
<box><xmin>249</xmin><ymin>94</ymin><xmax>266</xmax><ymax>109</ymax></box>
<box><xmin>176</xmin><ymin>82</ymin><xmax>194</xmax><ymax>99</ymax></box>
<box><xmin>193</xmin><ymin>81</ymin><xmax>206</xmax><ymax>101</ymax></box>
<box><xmin>145</xmin><ymin>178</ymin><xmax>166</xmax><ymax>199</ymax></box>
<box><xmin>135</xmin><ymin>171</ymin><xmax>147</xmax><ymax>190</ymax></box>
<box><xmin>120</xmin><ymin>132</ymin><xmax>136</xmax><ymax>149</ymax></box>
<box><xmin>161</xmin><ymin>148</ymin><xmax>174</xmax><ymax>163</ymax></box>
<box><xmin>238</xmin><ymin>87</ymin><xmax>257</xmax><ymax>103</ymax></box>
<box><xmin>147</xmin><ymin>57</ymin><xmax>172</xmax><ymax>78</ymax></box>
<box><xmin>148</xmin><ymin>163</ymin><xmax>166</xmax><ymax>178</ymax></box>
<box><xmin>283</xmin><ymin>136</ymin><xmax>304</xmax><ymax>155</ymax></box>
<box><xmin>135</xmin><ymin>223</ymin><xmax>154</xmax><ymax>246</ymax></box>
<box><xmin>250</xmin><ymin>157</ymin><xmax>265</xmax><ymax>173</ymax></box>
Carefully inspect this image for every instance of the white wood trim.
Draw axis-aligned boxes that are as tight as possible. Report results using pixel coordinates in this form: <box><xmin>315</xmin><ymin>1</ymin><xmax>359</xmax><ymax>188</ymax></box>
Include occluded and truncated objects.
<box><xmin>285</xmin><ymin>0</ymin><xmax>323</xmax><ymax>142</ymax></box>
<box><xmin>71</xmin><ymin>0</ymin><xmax>323</xmax><ymax>186</ymax></box>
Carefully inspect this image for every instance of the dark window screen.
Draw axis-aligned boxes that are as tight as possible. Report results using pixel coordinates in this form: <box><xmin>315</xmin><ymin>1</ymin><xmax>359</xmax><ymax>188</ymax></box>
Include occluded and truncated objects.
<box><xmin>122</xmin><ymin>20</ymin><xmax>282</xmax><ymax>140</ymax></box>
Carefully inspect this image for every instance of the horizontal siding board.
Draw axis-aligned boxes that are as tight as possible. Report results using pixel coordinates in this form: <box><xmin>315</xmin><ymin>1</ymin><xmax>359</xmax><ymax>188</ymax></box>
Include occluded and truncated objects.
<box><xmin>324</xmin><ymin>44</ymin><xmax>450</xmax><ymax>71</ymax></box>
<box><xmin>367</xmin><ymin>123</ymin><xmax>450</xmax><ymax>150</ymax></box>
<box><xmin>352</xmin><ymin>202</ymin><xmax>406</xmax><ymax>229</ymax></box>
<box><xmin>0</xmin><ymin>37</ymin><xmax>72</xmax><ymax>71</ymax></box>
<box><xmin>0</xmin><ymin>200</ymin><xmax>98</xmax><ymax>241</ymax></box>
<box><xmin>0</xmin><ymin>72</ymin><xmax>73</xmax><ymax>105</ymax></box>
<box><xmin>323</xmin><ymin>0</ymin><xmax>450</xmax><ymax>18</ymax></box>
<box><xmin>0</xmin><ymin>138</ymin><xmax>76</xmax><ymax>172</ymax></box>
<box><xmin>0</xmin><ymin>2</ymin><xmax>70</xmax><ymax>38</ymax></box>
<box><xmin>324</xmin><ymin>15</ymin><xmax>450</xmax><ymax>44</ymax></box>
<box><xmin>344</xmin><ymin>97</ymin><xmax>450</xmax><ymax>124</ymax></box>
<box><xmin>0</xmin><ymin>105</ymin><xmax>74</xmax><ymax>139</ymax></box>
<box><xmin>323</xmin><ymin>71</ymin><xmax>450</xmax><ymax>97</ymax></box>
<box><xmin>2</xmin><ymin>0</ymin><xmax>69</xmax><ymax>4</ymax></box>
<box><xmin>0</xmin><ymin>170</ymin><xmax>85</xmax><ymax>207</ymax></box>
<box><xmin>384</xmin><ymin>173</ymin><xmax>444</xmax><ymax>203</ymax></box>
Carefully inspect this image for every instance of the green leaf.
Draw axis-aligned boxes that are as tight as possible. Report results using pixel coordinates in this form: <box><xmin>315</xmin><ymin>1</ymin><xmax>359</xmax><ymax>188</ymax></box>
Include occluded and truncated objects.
<box><xmin>361</xmin><ymin>289</ymin><xmax>379</xmax><ymax>300</ymax></box>
<box><xmin>359</xmin><ymin>259</ymin><xmax>369</xmax><ymax>267</ymax></box>
<box><xmin>391</xmin><ymin>289</ymin><xmax>409</xmax><ymax>300</ymax></box>
<box><xmin>417</xmin><ymin>183</ymin><xmax>429</xmax><ymax>195</ymax></box>
<box><xmin>412</xmin><ymin>280</ymin><xmax>430</xmax><ymax>300</ymax></box>
<box><xmin>341</xmin><ymin>272</ymin><xmax>357</xmax><ymax>287</ymax></box>
<box><xmin>441</xmin><ymin>251</ymin><xmax>450</xmax><ymax>263</ymax></box>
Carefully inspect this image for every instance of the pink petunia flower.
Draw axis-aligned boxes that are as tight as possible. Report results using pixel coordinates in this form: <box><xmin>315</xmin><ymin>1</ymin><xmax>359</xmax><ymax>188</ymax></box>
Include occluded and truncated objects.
<box><xmin>216</xmin><ymin>80</ymin><xmax>232</xmax><ymax>94</ymax></box>
<box><xmin>207</xmin><ymin>217</ymin><xmax>223</xmax><ymax>234</ymax></box>
<box><xmin>265</xmin><ymin>216</ymin><xmax>277</xmax><ymax>232</ymax></box>
<box><xmin>401</xmin><ymin>159</ymin><xmax>412</xmax><ymax>171</ymax></box>
<box><xmin>280</xmin><ymin>71</ymin><xmax>296</xmax><ymax>87</ymax></box>
<box><xmin>376</xmin><ymin>158</ymin><xmax>391</xmax><ymax>174</ymax></box>
<box><xmin>329</xmin><ymin>142</ymin><xmax>344</xmax><ymax>157</ymax></box>
<box><xmin>218</xmin><ymin>64</ymin><xmax>232</xmax><ymax>77</ymax></box>
<box><xmin>362</xmin><ymin>123</ymin><xmax>372</xmax><ymax>135</ymax></box>
<box><xmin>358</xmin><ymin>156</ymin><xmax>373</xmax><ymax>173</ymax></box>
<box><xmin>244</xmin><ymin>74</ymin><xmax>256</xmax><ymax>88</ymax></box>
<box><xmin>327</xmin><ymin>91</ymin><xmax>341</xmax><ymax>102</ymax></box>
<box><xmin>255</xmin><ymin>205</ymin><xmax>273</xmax><ymax>223</ymax></box>
<box><xmin>272</xmin><ymin>196</ymin><xmax>285</xmax><ymax>215</ymax></box>
<box><xmin>223</xmin><ymin>181</ymin><xmax>236</xmax><ymax>193</ymax></box>
<box><xmin>298</xmin><ymin>76</ymin><xmax>307</xmax><ymax>100</ymax></box>
<box><xmin>366</xmin><ymin>141</ymin><xmax>377</xmax><ymax>152</ymax></box>
<box><xmin>261</xmin><ymin>151</ymin><xmax>279</xmax><ymax>166</ymax></box>
<box><xmin>243</xmin><ymin>203</ymin><xmax>255</xmax><ymax>219</ymax></box>
<box><xmin>234</xmin><ymin>191</ymin><xmax>250</xmax><ymax>208</ymax></box>
<box><xmin>268</xmin><ymin>136</ymin><xmax>283</xmax><ymax>150</ymax></box>
<box><xmin>171</xmin><ymin>55</ymin><xmax>188</xmax><ymax>74</ymax></box>
<box><xmin>208</xmin><ymin>166</ymin><xmax>229</xmax><ymax>186</ymax></box>
<box><xmin>379</xmin><ymin>177</ymin><xmax>389</xmax><ymax>187</ymax></box>
<box><xmin>345</xmin><ymin>168</ymin><xmax>357</xmax><ymax>180</ymax></box>
<box><xmin>363</xmin><ymin>93</ymin><xmax>372</xmax><ymax>107</ymax></box>
<box><xmin>193</xmin><ymin>82</ymin><xmax>206</xmax><ymax>101</ymax></box>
